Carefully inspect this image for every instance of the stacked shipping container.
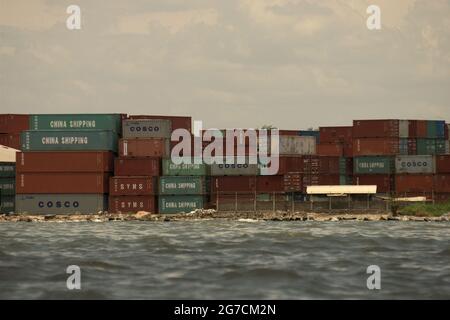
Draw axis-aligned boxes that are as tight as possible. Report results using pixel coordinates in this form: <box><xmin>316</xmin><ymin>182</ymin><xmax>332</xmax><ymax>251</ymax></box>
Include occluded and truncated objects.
<box><xmin>0</xmin><ymin>162</ymin><xmax>16</xmax><ymax>213</ymax></box>
<box><xmin>0</xmin><ymin>114</ymin><xmax>30</xmax><ymax>150</ymax></box>
<box><xmin>15</xmin><ymin>114</ymin><xmax>122</xmax><ymax>214</ymax></box>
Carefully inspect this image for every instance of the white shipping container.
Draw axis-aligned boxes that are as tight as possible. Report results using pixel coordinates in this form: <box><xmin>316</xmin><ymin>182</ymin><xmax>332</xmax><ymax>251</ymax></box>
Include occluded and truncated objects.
<box><xmin>399</xmin><ymin>120</ymin><xmax>409</xmax><ymax>138</ymax></box>
<box><xmin>259</xmin><ymin>136</ymin><xmax>316</xmax><ymax>155</ymax></box>
<box><xmin>122</xmin><ymin>119</ymin><xmax>172</xmax><ymax>138</ymax></box>
<box><xmin>395</xmin><ymin>155</ymin><xmax>435</xmax><ymax>174</ymax></box>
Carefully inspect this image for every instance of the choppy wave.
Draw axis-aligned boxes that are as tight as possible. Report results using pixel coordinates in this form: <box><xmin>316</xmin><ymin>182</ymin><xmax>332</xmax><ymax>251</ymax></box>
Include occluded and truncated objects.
<box><xmin>0</xmin><ymin>221</ymin><xmax>449</xmax><ymax>299</ymax></box>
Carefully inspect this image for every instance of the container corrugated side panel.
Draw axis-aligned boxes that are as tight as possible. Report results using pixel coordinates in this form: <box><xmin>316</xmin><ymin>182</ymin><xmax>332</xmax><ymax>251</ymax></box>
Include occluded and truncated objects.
<box><xmin>395</xmin><ymin>155</ymin><xmax>435</xmax><ymax>174</ymax></box>
<box><xmin>0</xmin><ymin>177</ymin><xmax>15</xmax><ymax>195</ymax></box>
<box><xmin>0</xmin><ymin>162</ymin><xmax>15</xmax><ymax>177</ymax></box>
<box><xmin>435</xmin><ymin>140</ymin><xmax>446</xmax><ymax>155</ymax></box>
<box><xmin>109</xmin><ymin>196</ymin><xmax>156</xmax><ymax>213</ymax></box>
<box><xmin>399</xmin><ymin>120</ymin><xmax>409</xmax><ymax>138</ymax></box>
<box><xmin>122</xmin><ymin>119</ymin><xmax>172</xmax><ymax>139</ymax></box>
<box><xmin>15</xmin><ymin>194</ymin><xmax>108</xmax><ymax>214</ymax></box>
<box><xmin>416</xmin><ymin>139</ymin><xmax>436</xmax><ymax>155</ymax></box>
<box><xmin>29</xmin><ymin>114</ymin><xmax>123</xmax><ymax>132</ymax></box>
<box><xmin>158</xmin><ymin>195</ymin><xmax>206</xmax><ymax>214</ymax></box>
<box><xmin>21</xmin><ymin>130</ymin><xmax>118</xmax><ymax>152</ymax></box>
<box><xmin>0</xmin><ymin>195</ymin><xmax>15</xmax><ymax>213</ymax></box>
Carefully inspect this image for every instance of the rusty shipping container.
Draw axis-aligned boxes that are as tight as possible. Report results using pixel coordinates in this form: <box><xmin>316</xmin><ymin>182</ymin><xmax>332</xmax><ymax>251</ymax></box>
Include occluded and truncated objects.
<box><xmin>122</xmin><ymin>119</ymin><xmax>172</xmax><ymax>139</ymax></box>
<box><xmin>317</xmin><ymin>143</ymin><xmax>343</xmax><ymax>157</ymax></box>
<box><xmin>436</xmin><ymin>155</ymin><xmax>450</xmax><ymax>173</ymax></box>
<box><xmin>434</xmin><ymin>175</ymin><xmax>450</xmax><ymax>193</ymax></box>
<box><xmin>119</xmin><ymin>138</ymin><xmax>170</xmax><ymax>157</ymax></box>
<box><xmin>353</xmin><ymin>138</ymin><xmax>399</xmax><ymax>156</ymax></box>
<box><xmin>0</xmin><ymin>133</ymin><xmax>21</xmax><ymax>150</ymax></box>
<box><xmin>16</xmin><ymin>151</ymin><xmax>114</xmax><ymax>173</ymax></box>
<box><xmin>211</xmin><ymin>176</ymin><xmax>256</xmax><ymax>193</ymax></box>
<box><xmin>319</xmin><ymin>126</ymin><xmax>353</xmax><ymax>143</ymax></box>
<box><xmin>109</xmin><ymin>176</ymin><xmax>157</xmax><ymax>196</ymax></box>
<box><xmin>0</xmin><ymin>114</ymin><xmax>30</xmax><ymax>133</ymax></box>
<box><xmin>395</xmin><ymin>174</ymin><xmax>434</xmax><ymax>193</ymax></box>
<box><xmin>129</xmin><ymin>115</ymin><xmax>192</xmax><ymax>133</ymax></box>
<box><xmin>258</xmin><ymin>156</ymin><xmax>302</xmax><ymax>175</ymax></box>
<box><xmin>114</xmin><ymin>157</ymin><xmax>161</xmax><ymax>176</ymax></box>
<box><xmin>301</xmin><ymin>156</ymin><xmax>342</xmax><ymax>175</ymax></box>
<box><xmin>256</xmin><ymin>175</ymin><xmax>285</xmax><ymax>192</ymax></box>
<box><xmin>109</xmin><ymin>196</ymin><xmax>156</xmax><ymax>213</ymax></box>
<box><xmin>283</xmin><ymin>172</ymin><xmax>303</xmax><ymax>192</ymax></box>
<box><xmin>353</xmin><ymin>120</ymin><xmax>399</xmax><ymax>138</ymax></box>
<box><xmin>16</xmin><ymin>173</ymin><xmax>110</xmax><ymax>194</ymax></box>
<box><xmin>15</xmin><ymin>194</ymin><xmax>108</xmax><ymax>214</ymax></box>
<box><xmin>354</xmin><ymin>175</ymin><xmax>394</xmax><ymax>193</ymax></box>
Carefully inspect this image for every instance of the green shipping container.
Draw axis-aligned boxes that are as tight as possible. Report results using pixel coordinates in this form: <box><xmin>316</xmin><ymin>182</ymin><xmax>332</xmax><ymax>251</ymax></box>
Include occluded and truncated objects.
<box><xmin>435</xmin><ymin>139</ymin><xmax>446</xmax><ymax>155</ymax></box>
<box><xmin>29</xmin><ymin>114</ymin><xmax>123</xmax><ymax>132</ymax></box>
<box><xmin>339</xmin><ymin>175</ymin><xmax>352</xmax><ymax>185</ymax></box>
<box><xmin>159</xmin><ymin>176</ymin><xmax>207</xmax><ymax>195</ymax></box>
<box><xmin>0</xmin><ymin>195</ymin><xmax>15</xmax><ymax>214</ymax></box>
<box><xmin>0</xmin><ymin>162</ymin><xmax>15</xmax><ymax>177</ymax></box>
<box><xmin>21</xmin><ymin>130</ymin><xmax>118</xmax><ymax>152</ymax></box>
<box><xmin>354</xmin><ymin>156</ymin><xmax>394</xmax><ymax>174</ymax></box>
<box><xmin>0</xmin><ymin>178</ymin><xmax>15</xmax><ymax>196</ymax></box>
<box><xmin>162</xmin><ymin>158</ymin><xmax>209</xmax><ymax>176</ymax></box>
<box><xmin>158</xmin><ymin>195</ymin><xmax>206</xmax><ymax>214</ymax></box>
<box><xmin>417</xmin><ymin>139</ymin><xmax>436</xmax><ymax>155</ymax></box>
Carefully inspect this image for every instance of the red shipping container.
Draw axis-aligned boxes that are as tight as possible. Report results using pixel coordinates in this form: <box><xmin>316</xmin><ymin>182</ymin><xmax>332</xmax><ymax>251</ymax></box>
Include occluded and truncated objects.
<box><xmin>284</xmin><ymin>172</ymin><xmax>302</xmax><ymax>192</ymax></box>
<box><xmin>256</xmin><ymin>175</ymin><xmax>284</xmax><ymax>192</ymax></box>
<box><xmin>434</xmin><ymin>174</ymin><xmax>450</xmax><ymax>193</ymax></box>
<box><xmin>354</xmin><ymin>175</ymin><xmax>394</xmax><ymax>193</ymax></box>
<box><xmin>110</xmin><ymin>176</ymin><xmax>157</xmax><ymax>196</ymax></box>
<box><xmin>0</xmin><ymin>133</ymin><xmax>21</xmax><ymax>149</ymax></box>
<box><xmin>109</xmin><ymin>196</ymin><xmax>156</xmax><ymax>213</ymax></box>
<box><xmin>119</xmin><ymin>138</ymin><xmax>169</xmax><ymax>157</ymax></box>
<box><xmin>415</xmin><ymin>120</ymin><xmax>428</xmax><ymax>138</ymax></box>
<box><xmin>353</xmin><ymin>120</ymin><xmax>399</xmax><ymax>138</ymax></box>
<box><xmin>16</xmin><ymin>173</ymin><xmax>110</xmax><ymax>194</ymax></box>
<box><xmin>211</xmin><ymin>176</ymin><xmax>256</xmax><ymax>193</ymax></box>
<box><xmin>210</xmin><ymin>193</ymin><xmax>255</xmax><ymax>204</ymax></box>
<box><xmin>319</xmin><ymin>126</ymin><xmax>353</xmax><ymax>143</ymax></box>
<box><xmin>317</xmin><ymin>143</ymin><xmax>343</xmax><ymax>156</ymax></box>
<box><xmin>114</xmin><ymin>157</ymin><xmax>160</xmax><ymax>176</ymax></box>
<box><xmin>0</xmin><ymin>114</ymin><xmax>30</xmax><ymax>133</ymax></box>
<box><xmin>259</xmin><ymin>156</ymin><xmax>302</xmax><ymax>175</ymax></box>
<box><xmin>395</xmin><ymin>174</ymin><xmax>434</xmax><ymax>193</ymax></box>
<box><xmin>353</xmin><ymin>138</ymin><xmax>399</xmax><ymax>156</ymax></box>
<box><xmin>436</xmin><ymin>155</ymin><xmax>450</xmax><ymax>173</ymax></box>
<box><xmin>301</xmin><ymin>156</ymin><xmax>341</xmax><ymax>174</ymax></box>
<box><xmin>343</xmin><ymin>143</ymin><xmax>353</xmax><ymax>157</ymax></box>
<box><xmin>128</xmin><ymin>115</ymin><xmax>191</xmax><ymax>133</ymax></box>
<box><xmin>16</xmin><ymin>151</ymin><xmax>114</xmax><ymax>173</ymax></box>
<box><xmin>302</xmin><ymin>174</ymin><xmax>340</xmax><ymax>192</ymax></box>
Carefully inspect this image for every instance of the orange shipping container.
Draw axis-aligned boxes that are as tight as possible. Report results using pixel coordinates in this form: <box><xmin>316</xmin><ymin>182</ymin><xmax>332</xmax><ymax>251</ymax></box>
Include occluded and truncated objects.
<box><xmin>16</xmin><ymin>173</ymin><xmax>110</xmax><ymax>194</ymax></box>
<box><xmin>354</xmin><ymin>138</ymin><xmax>399</xmax><ymax>156</ymax></box>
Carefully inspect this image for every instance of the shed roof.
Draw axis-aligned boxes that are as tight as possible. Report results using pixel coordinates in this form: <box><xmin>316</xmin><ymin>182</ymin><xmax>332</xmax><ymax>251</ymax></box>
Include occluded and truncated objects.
<box><xmin>0</xmin><ymin>144</ymin><xmax>18</xmax><ymax>162</ymax></box>
<box><xmin>307</xmin><ymin>185</ymin><xmax>377</xmax><ymax>195</ymax></box>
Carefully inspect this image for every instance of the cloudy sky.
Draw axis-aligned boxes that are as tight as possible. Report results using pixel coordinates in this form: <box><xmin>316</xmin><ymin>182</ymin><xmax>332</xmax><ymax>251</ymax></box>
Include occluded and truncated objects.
<box><xmin>0</xmin><ymin>0</ymin><xmax>449</xmax><ymax>129</ymax></box>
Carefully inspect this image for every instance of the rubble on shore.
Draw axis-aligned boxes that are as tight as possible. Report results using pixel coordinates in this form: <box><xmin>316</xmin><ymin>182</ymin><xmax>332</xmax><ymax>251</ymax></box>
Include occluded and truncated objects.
<box><xmin>1</xmin><ymin>209</ymin><xmax>449</xmax><ymax>223</ymax></box>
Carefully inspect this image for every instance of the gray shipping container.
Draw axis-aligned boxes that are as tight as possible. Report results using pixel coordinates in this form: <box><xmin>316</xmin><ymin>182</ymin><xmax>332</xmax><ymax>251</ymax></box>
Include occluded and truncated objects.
<box><xmin>210</xmin><ymin>157</ymin><xmax>259</xmax><ymax>176</ymax></box>
<box><xmin>395</xmin><ymin>155</ymin><xmax>436</xmax><ymax>174</ymax></box>
<box><xmin>122</xmin><ymin>119</ymin><xmax>172</xmax><ymax>139</ymax></box>
<box><xmin>15</xmin><ymin>194</ymin><xmax>108</xmax><ymax>214</ymax></box>
<box><xmin>399</xmin><ymin>120</ymin><xmax>409</xmax><ymax>138</ymax></box>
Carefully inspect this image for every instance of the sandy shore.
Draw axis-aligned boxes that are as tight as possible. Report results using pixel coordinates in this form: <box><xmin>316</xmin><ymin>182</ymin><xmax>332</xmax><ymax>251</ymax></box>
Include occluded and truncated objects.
<box><xmin>1</xmin><ymin>210</ymin><xmax>449</xmax><ymax>222</ymax></box>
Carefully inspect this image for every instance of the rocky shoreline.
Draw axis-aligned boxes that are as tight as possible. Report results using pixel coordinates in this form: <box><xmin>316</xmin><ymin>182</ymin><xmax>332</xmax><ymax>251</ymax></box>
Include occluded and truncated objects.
<box><xmin>1</xmin><ymin>210</ymin><xmax>449</xmax><ymax>222</ymax></box>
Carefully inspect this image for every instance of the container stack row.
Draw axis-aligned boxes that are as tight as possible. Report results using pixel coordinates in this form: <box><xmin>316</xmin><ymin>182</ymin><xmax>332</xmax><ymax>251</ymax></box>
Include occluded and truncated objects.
<box><xmin>0</xmin><ymin>161</ymin><xmax>15</xmax><ymax>213</ymax></box>
<box><xmin>14</xmin><ymin>114</ymin><xmax>122</xmax><ymax>214</ymax></box>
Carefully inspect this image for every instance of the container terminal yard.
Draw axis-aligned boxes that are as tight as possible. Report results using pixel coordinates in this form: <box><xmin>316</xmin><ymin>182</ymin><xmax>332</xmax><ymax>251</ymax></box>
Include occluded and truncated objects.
<box><xmin>1</xmin><ymin>114</ymin><xmax>450</xmax><ymax>216</ymax></box>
